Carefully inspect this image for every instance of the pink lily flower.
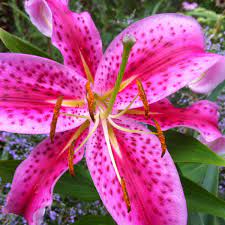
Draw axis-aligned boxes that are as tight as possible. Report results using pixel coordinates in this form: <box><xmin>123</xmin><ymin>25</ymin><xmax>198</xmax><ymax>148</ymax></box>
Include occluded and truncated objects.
<box><xmin>1</xmin><ymin>0</ymin><xmax>225</xmax><ymax>224</ymax></box>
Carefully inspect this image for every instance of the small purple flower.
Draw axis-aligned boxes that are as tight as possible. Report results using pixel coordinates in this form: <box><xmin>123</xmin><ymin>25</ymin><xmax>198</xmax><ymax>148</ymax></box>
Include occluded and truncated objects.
<box><xmin>182</xmin><ymin>1</ymin><xmax>198</xmax><ymax>10</ymax></box>
<box><xmin>49</xmin><ymin>210</ymin><xmax>57</xmax><ymax>221</ymax></box>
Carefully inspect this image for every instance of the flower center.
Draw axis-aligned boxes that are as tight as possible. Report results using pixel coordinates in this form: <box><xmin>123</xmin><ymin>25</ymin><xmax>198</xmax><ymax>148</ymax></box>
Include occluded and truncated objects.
<box><xmin>50</xmin><ymin>35</ymin><xmax>167</xmax><ymax>212</ymax></box>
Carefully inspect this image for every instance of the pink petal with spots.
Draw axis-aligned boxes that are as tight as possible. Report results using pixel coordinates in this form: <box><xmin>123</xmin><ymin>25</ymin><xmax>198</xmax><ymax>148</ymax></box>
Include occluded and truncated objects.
<box><xmin>0</xmin><ymin>106</ymin><xmax>88</xmax><ymax>134</ymax></box>
<box><xmin>94</xmin><ymin>13</ymin><xmax>221</xmax><ymax>106</ymax></box>
<box><xmin>94</xmin><ymin>13</ymin><xmax>206</xmax><ymax>94</ymax></box>
<box><xmin>25</xmin><ymin>0</ymin><xmax>52</xmax><ymax>37</ymax></box>
<box><xmin>43</xmin><ymin>0</ymin><xmax>102</xmax><ymax>77</ymax></box>
<box><xmin>86</xmin><ymin>120</ymin><xmax>187</xmax><ymax>225</ymax></box>
<box><xmin>189</xmin><ymin>57</ymin><xmax>225</xmax><ymax>94</ymax></box>
<box><xmin>200</xmin><ymin>136</ymin><xmax>225</xmax><ymax>155</ymax></box>
<box><xmin>125</xmin><ymin>99</ymin><xmax>222</xmax><ymax>142</ymax></box>
<box><xmin>114</xmin><ymin>52</ymin><xmax>221</xmax><ymax>110</ymax></box>
<box><xmin>0</xmin><ymin>53</ymin><xmax>88</xmax><ymax>134</ymax></box>
<box><xmin>3</xmin><ymin>128</ymin><xmax>88</xmax><ymax>225</ymax></box>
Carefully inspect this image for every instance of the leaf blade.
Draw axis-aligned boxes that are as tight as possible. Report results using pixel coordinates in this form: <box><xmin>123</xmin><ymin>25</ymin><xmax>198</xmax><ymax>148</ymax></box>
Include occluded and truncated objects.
<box><xmin>0</xmin><ymin>28</ymin><xmax>50</xmax><ymax>59</ymax></box>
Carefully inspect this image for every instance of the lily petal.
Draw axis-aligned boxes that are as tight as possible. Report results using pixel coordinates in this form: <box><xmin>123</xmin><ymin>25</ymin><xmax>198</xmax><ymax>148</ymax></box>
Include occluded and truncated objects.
<box><xmin>125</xmin><ymin>99</ymin><xmax>222</xmax><ymax>142</ymax></box>
<box><xmin>25</xmin><ymin>0</ymin><xmax>53</xmax><ymax>37</ymax></box>
<box><xmin>94</xmin><ymin>13</ymin><xmax>221</xmax><ymax>108</ymax></box>
<box><xmin>200</xmin><ymin>136</ymin><xmax>225</xmax><ymax>155</ymax></box>
<box><xmin>3</xmin><ymin>127</ymin><xmax>88</xmax><ymax>225</ymax></box>
<box><xmin>189</xmin><ymin>57</ymin><xmax>225</xmax><ymax>94</ymax></box>
<box><xmin>114</xmin><ymin>53</ymin><xmax>220</xmax><ymax>109</ymax></box>
<box><xmin>26</xmin><ymin>0</ymin><xmax>103</xmax><ymax>77</ymax></box>
<box><xmin>86</xmin><ymin>120</ymin><xmax>187</xmax><ymax>225</ymax></box>
<box><xmin>0</xmin><ymin>53</ymin><xmax>88</xmax><ymax>134</ymax></box>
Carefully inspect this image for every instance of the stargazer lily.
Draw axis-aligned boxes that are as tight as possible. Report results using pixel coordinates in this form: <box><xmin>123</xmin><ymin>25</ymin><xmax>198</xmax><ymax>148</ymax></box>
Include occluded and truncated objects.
<box><xmin>1</xmin><ymin>0</ymin><xmax>225</xmax><ymax>224</ymax></box>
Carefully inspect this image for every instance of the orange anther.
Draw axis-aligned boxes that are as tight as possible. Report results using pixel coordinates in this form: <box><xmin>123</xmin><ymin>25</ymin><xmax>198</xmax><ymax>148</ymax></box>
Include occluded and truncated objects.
<box><xmin>136</xmin><ymin>79</ymin><xmax>150</xmax><ymax>118</ymax></box>
<box><xmin>153</xmin><ymin>119</ymin><xmax>167</xmax><ymax>157</ymax></box>
<box><xmin>68</xmin><ymin>141</ymin><xmax>75</xmax><ymax>176</ymax></box>
<box><xmin>121</xmin><ymin>177</ymin><xmax>131</xmax><ymax>213</ymax></box>
<box><xmin>85</xmin><ymin>81</ymin><xmax>95</xmax><ymax>122</ymax></box>
<box><xmin>50</xmin><ymin>96</ymin><xmax>63</xmax><ymax>143</ymax></box>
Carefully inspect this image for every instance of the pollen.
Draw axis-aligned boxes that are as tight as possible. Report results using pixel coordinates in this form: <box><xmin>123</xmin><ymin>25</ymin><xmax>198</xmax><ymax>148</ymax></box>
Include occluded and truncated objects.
<box><xmin>50</xmin><ymin>96</ymin><xmax>63</xmax><ymax>143</ymax></box>
<box><xmin>121</xmin><ymin>177</ymin><xmax>131</xmax><ymax>212</ymax></box>
<box><xmin>136</xmin><ymin>79</ymin><xmax>150</xmax><ymax>118</ymax></box>
<box><xmin>68</xmin><ymin>141</ymin><xmax>75</xmax><ymax>177</ymax></box>
<box><xmin>153</xmin><ymin>119</ymin><xmax>167</xmax><ymax>157</ymax></box>
<box><xmin>85</xmin><ymin>81</ymin><xmax>95</xmax><ymax>122</ymax></box>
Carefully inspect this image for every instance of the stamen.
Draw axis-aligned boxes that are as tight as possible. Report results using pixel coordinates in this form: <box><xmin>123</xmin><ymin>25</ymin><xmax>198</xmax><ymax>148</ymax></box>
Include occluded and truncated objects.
<box><xmin>61</xmin><ymin>120</ymin><xmax>90</xmax><ymax>154</ymax></box>
<box><xmin>121</xmin><ymin>177</ymin><xmax>131</xmax><ymax>212</ymax></box>
<box><xmin>108</xmin><ymin>117</ymin><xmax>157</xmax><ymax>135</ymax></box>
<box><xmin>50</xmin><ymin>96</ymin><xmax>63</xmax><ymax>143</ymax></box>
<box><xmin>86</xmin><ymin>81</ymin><xmax>95</xmax><ymax>122</ymax></box>
<box><xmin>73</xmin><ymin>113</ymin><xmax>100</xmax><ymax>154</ymax></box>
<box><xmin>80</xmin><ymin>50</ymin><xmax>94</xmax><ymax>83</ymax></box>
<box><xmin>136</xmin><ymin>79</ymin><xmax>149</xmax><ymax>118</ymax></box>
<box><xmin>101</xmin><ymin>118</ymin><xmax>122</xmax><ymax>183</ymax></box>
<box><xmin>110</xmin><ymin>95</ymin><xmax>138</xmax><ymax>119</ymax></box>
<box><xmin>68</xmin><ymin>141</ymin><xmax>75</xmax><ymax>176</ymax></box>
<box><xmin>153</xmin><ymin>119</ymin><xmax>167</xmax><ymax>157</ymax></box>
<box><xmin>107</xmin><ymin>123</ymin><xmax>131</xmax><ymax>212</ymax></box>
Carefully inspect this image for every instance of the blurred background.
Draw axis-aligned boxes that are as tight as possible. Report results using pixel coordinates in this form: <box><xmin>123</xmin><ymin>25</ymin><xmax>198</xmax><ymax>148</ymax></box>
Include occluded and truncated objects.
<box><xmin>0</xmin><ymin>0</ymin><xmax>225</xmax><ymax>224</ymax></box>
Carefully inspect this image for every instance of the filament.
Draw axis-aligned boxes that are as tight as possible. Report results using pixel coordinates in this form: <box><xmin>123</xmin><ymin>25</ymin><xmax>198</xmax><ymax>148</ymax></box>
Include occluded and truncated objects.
<box><xmin>110</xmin><ymin>95</ymin><xmax>138</xmax><ymax>119</ymax></box>
<box><xmin>61</xmin><ymin>120</ymin><xmax>90</xmax><ymax>154</ymax></box>
<box><xmin>108</xmin><ymin>117</ymin><xmax>157</xmax><ymax>135</ymax></box>
<box><xmin>73</xmin><ymin>113</ymin><xmax>100</xmax><ymax>154</ymax></box>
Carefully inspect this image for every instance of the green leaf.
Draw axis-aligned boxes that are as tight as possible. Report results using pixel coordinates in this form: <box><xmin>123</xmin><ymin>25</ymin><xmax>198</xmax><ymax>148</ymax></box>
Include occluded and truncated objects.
<box><xmin>0</xmin><ymin>160</ymin><xmax>99</xmax><ymax>201</ymax></box>
<box><xmin>208</xmin><ymin>80</ymin><xmax>225</xmax><ymax>101</ymax></box>
<box><xmin>55</xmin><ymin>164</ymin><xmax>99</xmax><ymax>201</ymax></box>
<box><xmin>179</xmin><ymin>163</ymin><xmax>209</xmax><ymax>184</ymax></box>
<box><xmin>165</xmin><ymin>130</ymin><xmax>225</xmax><ymax>166</ymax></box>
<box><xmin>0</xmin><ymin>28</ymin><xmax>50</xmax><ymax>58</ymax></box>
<box><xmin>0</xmin><ymin>160</ymin><xmax>20</xmax><ymax>183</ymax></box>
<box><xmin>181</xmin><ymin>176</ymin><xmax>225</xmax><ymax>219</ymax></box>
<box><xmin>73</xmin><ymin>216</ymin><xmax>115</xmax><ymax>225</ymax></box>
<box><xmin>188</xmin><ymin>213</ymin><xmax>205</xmax><ymax>225</ymax></box>
<box><xmin>179</xmin><ymin>164</ymin><xmax>223</xmax><ymax>224</ymax></box>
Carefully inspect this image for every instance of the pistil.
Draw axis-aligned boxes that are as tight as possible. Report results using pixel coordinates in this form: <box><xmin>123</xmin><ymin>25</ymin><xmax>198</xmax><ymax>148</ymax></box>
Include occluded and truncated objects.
<box><xmin>105</xmin><ymin>35</ymin><xmax>136</xmax><ymax>117</ymax></box>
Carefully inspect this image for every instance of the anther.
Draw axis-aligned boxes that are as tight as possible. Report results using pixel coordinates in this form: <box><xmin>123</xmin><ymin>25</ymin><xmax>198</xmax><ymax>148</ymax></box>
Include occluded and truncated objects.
<box><xmin>153</xmin><ymin>119</ymin><xmax>167</xmax><ymax>157</ymax></box>
<box><xmin>50</xmin><ymin>96</ymin><xmax>63</xmax><ymax>143</ymax></box>
<box><xmin>85</xmin><ymin>81</ymin><xmax>95</xmax><ymax>122</ymax></box>
<box><xmin>68</xmin><ymin>141</ymin><xmax>75</xmax><ymax>176</ymax></box>
<box><xmin>121</xmin><ymin>177</ymin><xmax>131</xmax><ymax>212</ymax></box>
<box><xmin>136</xmin><ymin>79</ymin><xmax>150</xmax><ymax>118</ymax></box>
